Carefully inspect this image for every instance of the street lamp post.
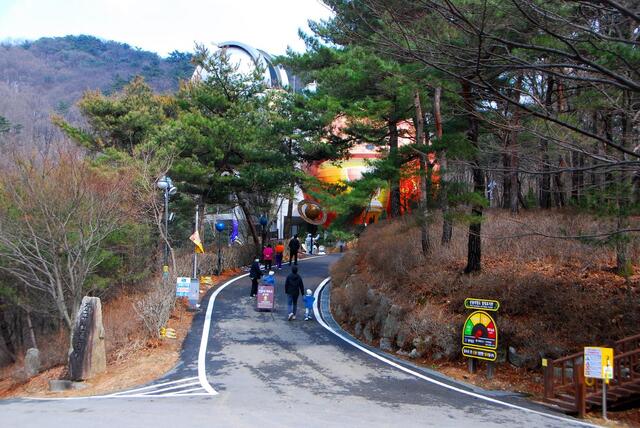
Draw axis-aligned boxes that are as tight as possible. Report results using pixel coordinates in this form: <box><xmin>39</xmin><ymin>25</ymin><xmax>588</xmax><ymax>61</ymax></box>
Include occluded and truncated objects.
<box><xmin>157</xmin><ymin>176</ymin><xmax>177</xmax><ymax>279</ymax></box>
<box><xmin>215</xmin><ymin>221</ymin><xmax>225</xmax><ymax>276</ymax></box>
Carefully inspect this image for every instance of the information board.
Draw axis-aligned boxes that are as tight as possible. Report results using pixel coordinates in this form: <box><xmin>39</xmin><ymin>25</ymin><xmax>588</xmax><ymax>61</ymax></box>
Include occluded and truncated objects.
<box><xmin>176</xmin><ymin>277</ymin><xmax>190</xmax><ymax>297</ymax></box>
<box><xmin>461</xmin><ymin>310</ymin><xmax>498</xmax><ymax>362</ymax></box>
<box><xmin>584</xmin><ymin>347</ymin><xmax>614</xmax><ymax>380</ymax></box>
<box><xmin>256</xmin><ymin>285</ymin><xmax>275</xmax><ymax>310</ymax></box>
<box><xmin>188</xmin><ymin>278</ymin><xmax>200</xmax><ymax>308</ymax></box>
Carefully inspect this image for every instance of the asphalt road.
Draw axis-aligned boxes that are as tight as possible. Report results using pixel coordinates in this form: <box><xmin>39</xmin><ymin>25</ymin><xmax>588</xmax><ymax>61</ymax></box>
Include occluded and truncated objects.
<box><xmin>0</xmin><ymin>255</ymin><xmax>596</xmax><ymax>427</ymax></box>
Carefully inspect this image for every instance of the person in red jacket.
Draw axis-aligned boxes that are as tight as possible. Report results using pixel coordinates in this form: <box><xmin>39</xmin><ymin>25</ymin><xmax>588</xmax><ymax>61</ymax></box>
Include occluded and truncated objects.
<box><xmin>262</xmin><ymin>244</ymin><xmax>274</xmax><ymax>271</ymax></box>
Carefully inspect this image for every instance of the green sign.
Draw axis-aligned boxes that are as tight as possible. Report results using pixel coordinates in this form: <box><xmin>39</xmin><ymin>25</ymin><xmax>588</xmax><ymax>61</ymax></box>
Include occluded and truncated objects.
<box><xmin>464</xmin><ymin>298</ymin><xmax>500</xmax><ymax>311</ymax></box>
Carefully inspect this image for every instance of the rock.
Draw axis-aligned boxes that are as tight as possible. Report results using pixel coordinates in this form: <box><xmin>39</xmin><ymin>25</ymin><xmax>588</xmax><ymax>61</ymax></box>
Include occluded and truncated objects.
<box><xmin>69</xmin><ymin>296</ymin><xmax>106</xmax><ymax>381</ymax></box>
<box><xmin>432</xmin><ymin>352</ymin><xmax>444</xmax><ymax>361</ymax></box>
<box><xmin>380</xmin><ymin>337</ymin><xmax>393</xmax><ymax>352</ymax></box>
<box><xmin>508</xmin><ymin>346</ymin><xmax>537</xmax><ymax>369</ymax></box>
<box><xmin>334</xmin><ymin>304</ymin><xmax>346</xmax><ymax>323</ymax></box>
<box><xmin>24</xmin><ymin>348</ymin><xmax>41</xmax><ymax>377</ymax></box>
<box><xmin>48</xmin><ymin>380</ymin><xmax>87</xmax><ymax>392</ymax></box>
<box><xmin>382</xmin><ymin>305</ymin><xmax>402</xmax><ymax>340</ymax></box>
<box><xmin>396</xmin><ymin>350</ymin><xmax>410</xmax><ymax>357</ymax></box>
<box><xmin>366</xmin><ymin>288</ymin><xmax>378</xmax><ymax>304</ymax></box>
<box><xmin>49</xmin><ymin>380</ymin><xmax>72</xmax><ymax>391</ymax></box>
<box><xmin>396</xmin><ymin>330</ymin><xmax>409</xmax><ymax>350</ymax></box>
<box><xmin>374</xmin><ymin>296</ymin><xmax>391</xmax><ymax>326</ymax></box>
<box><xmin>409</xmin><ymin>348</ymin><xmax>423</xmax><ymax>359</ymax></box>
<box><xmin>354</xmin><ymin>322</ymin><xmax>363</xmax><ymax>337</ymax></box>
<box><xmin>363</xmin><ymin>321</ymin><xmax>374</xmax><ymax>343</ymax></box>
<box><xmin>496</xmin><ymin>347</ymin><xmax>507</xmax><ymax>364</ymax></box>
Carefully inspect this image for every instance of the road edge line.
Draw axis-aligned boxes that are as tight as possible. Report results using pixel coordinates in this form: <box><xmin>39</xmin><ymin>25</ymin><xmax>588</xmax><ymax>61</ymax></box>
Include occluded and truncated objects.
<box><xmin>313</xmin><ymin>277</ymin><xmax>598</xmax><ymax>428</ymax></box>
<box><xmin>197</xmin><ymin>273</ymin><xmax>249</xmax><ymax>395</ymax></box>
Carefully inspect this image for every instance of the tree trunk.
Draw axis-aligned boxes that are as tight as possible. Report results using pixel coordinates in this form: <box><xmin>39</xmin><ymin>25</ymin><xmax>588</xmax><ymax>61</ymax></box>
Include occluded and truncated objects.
<box><xmin>540</xmin><ymin>77</ymin><xmax>554</xmax><ymax>209</ymax></box>
<box><xmin>413</xmin><ymin>90</ymin><xmax>430</xmax><ymax>255</ymax></box>
<box><xmin>434</xmin><ymin>86</ymin><xmax>452</xmax><ymax>244</ymax></box>
<box><xmin>236</xmin><ymin>194</ymin><xmax>261</xmax><ymax>254</ymax></box>
<box><xmin>389</xmin><ymin>120</ymin><xmax>401</xmax><ymax>218</ymax></box>
<box><xmin>509</xmin><ymin>75</ymin><xmax>523</xmax><ymax>214</ymax></box>
<box><xmin>462</xmin><ymin>81</ymin><xmax>482</xmax><ymax>273</ymax></box>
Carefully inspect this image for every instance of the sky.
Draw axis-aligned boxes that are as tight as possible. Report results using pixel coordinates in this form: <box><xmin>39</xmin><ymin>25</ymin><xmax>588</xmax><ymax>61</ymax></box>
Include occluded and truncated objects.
<box><xmin>0</xmin><ymin>0</ymin><xmax>334</xmax><ymax>56</ymax></box>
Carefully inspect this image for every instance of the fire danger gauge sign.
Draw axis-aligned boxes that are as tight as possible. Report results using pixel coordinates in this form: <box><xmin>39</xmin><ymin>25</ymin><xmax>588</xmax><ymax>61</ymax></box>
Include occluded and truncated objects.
<box><xmin>462</xmin><ymin>310</ymin><xmax>498</xmax><ymax>362</ymax></box>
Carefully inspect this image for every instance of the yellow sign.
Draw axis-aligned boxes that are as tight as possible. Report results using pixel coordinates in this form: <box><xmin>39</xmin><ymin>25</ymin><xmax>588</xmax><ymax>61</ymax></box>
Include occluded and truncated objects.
<box><xmin>189</xmin><ymin>231</ymin><xmax>204</xmax><ymax>253</ymax></box>
<box><xmin>584</xmin><ymin>347</ymin><xmax>614</xmax><ymax>380</ymax></box>
<box><xmin>159</xmin><ymin>327</ymin><xmax>177</xmax><ymax>339</ymax></box>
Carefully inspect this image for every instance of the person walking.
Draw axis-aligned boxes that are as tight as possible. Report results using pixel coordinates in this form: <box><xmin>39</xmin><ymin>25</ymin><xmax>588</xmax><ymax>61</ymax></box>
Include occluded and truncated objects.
<box><xmin>262</xmin><ymin>244</ymin><xmax>274</xmax><ymax>271</ymax></box>
<box><xmin>284</xmin><ymin>266</ymin><xmax>304</xmax><ymax>320</ymax></box>
<box><xmin>249</xmin><ymin>258</ymin><xmax>262</xmax><ymax>297</ymax></box>
<box><xmin>275</xmin><ymin>241</ymin><xmax>285</xmax><ymax>269</ymax></box>
<box><xmin>303</xmin><ymin>289</ymin><xmax>315</xmax><ymax>321</ymax></box>
<box><xmin>288</xmin><ymin>234</ymin><xmax>300</xmax><ymax>265</ymax></box>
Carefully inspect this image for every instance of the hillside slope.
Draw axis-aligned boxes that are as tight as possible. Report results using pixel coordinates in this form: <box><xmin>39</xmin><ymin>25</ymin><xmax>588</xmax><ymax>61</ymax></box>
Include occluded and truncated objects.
<box><xmin>0</xmin><ymin>35</ymin><xmax>193</xmax><ymax>147</ymax></box>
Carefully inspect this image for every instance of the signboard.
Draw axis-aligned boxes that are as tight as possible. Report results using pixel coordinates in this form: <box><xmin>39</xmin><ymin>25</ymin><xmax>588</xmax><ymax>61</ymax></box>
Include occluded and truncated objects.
<box><xmin>584</xmin><ymin>347</ymin><xmax>614</xmax><ymax>380</ymax></box>
<box><xmin>176</xmin><ymin>277</ymin><xmax>190</xmax><ymax>297</ymax></box>
<box><xmin>461</xmin><ymin>310</ymin><xmax>498</xmax><ymax>361</ymax></box>
<box><xmin>464</xmin><ymin>298</ymin><xmax>500</xmax><ymax>312</ymax></box>
<box><xmin>256</xmin><ymin>285</ymin><xmax>275</xmax><ymax>310</ymax></box>
<box><xmin>188</xmin><ymin>278</ymin><xmax>200</xmax><ymax>308</ymax></box>
<box><xmin>462</xmin><ymin>346</ymin><xmax>497</xmax><ymax>362</ymax></box>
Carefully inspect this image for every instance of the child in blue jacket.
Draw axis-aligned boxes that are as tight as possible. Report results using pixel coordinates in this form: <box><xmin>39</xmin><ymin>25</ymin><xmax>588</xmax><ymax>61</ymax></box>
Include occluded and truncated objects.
<box><xmin>303</xmin><ymin>289</ymin><xmax>315</xmax><ymax>321</ymax></box>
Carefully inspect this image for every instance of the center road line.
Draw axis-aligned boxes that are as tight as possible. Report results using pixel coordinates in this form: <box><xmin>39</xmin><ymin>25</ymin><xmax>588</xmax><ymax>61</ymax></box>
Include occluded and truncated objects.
<box><xmin>312</xmin><ymin>277</ymin><xmax>598</xmax><ymax>428</ymax></box>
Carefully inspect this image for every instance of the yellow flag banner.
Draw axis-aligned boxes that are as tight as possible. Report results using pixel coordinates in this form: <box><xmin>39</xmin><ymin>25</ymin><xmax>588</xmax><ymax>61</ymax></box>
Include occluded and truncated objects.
<box><xmin>189</xmin><ymin>230</ymin><xmax>204</xmax><ymax>253</ymax></box>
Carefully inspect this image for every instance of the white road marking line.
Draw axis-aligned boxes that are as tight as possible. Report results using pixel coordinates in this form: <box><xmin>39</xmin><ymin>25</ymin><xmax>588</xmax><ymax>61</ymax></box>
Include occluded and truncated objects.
<box><xmin>135</xmin><ymin>380</ymin><xmax>200</xmax><ymax>395</ymax></box>
<box><xmin>169</xmin><ymin>386</ymin><xmax>207</xmax><ymax>395</ymax></box>
<box><xmin>313</xmin><ymin>277</ymin><xmax>598</xmax><ymax>428</ymax></box>
<box><xmin>106</xmin><ymin>376</ymin><xmax>199</xmax><ymax>396</ymax></box>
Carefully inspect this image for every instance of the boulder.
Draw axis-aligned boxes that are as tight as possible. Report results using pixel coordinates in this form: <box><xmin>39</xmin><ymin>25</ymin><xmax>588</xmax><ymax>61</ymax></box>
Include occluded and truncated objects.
<box><xmin>363</xmin><ymin>321</ymin><xmax>375</xmax><ymax>343</ymax></box>
<box><xmin>396</xmin><ymin>329</ymin><xmax>409</xmax><ymax>350</ymax></box>
<box><xmin>68</xmin><ymin>296</ymin><xmax>106</xmax><ymax>381</ymax></box>
<box><xmin>381</xmin><ymin>305</ymin><xmax>402</xmax><ymax>340</ymax></box>
<box><xmin>409</xmin><ymin>348</ymin><xmax>423</xmax><ymax>359</ymax></box>
<box><xmin>354</xmin><ymin>322</ymin><xmax>363</xmax><ymax>337</ymax></box>
<box><xmin>379</xmin><ymin>337</ymin><xmax>393</xmax><ymax>352</ymax></box>
<box><xmin>508</xmin><ymin>346</ymin><xmax>537</xmax><ymax>369</ymax></box>
<box><xmin>374</xmin><ymin>296</ymin><xmax>391</xmax><ymax>326</ymax></box>
<box><xmin>24</xmin><ymin>348</ymin><xmax>41</xmax><ymax>377</ymax></box>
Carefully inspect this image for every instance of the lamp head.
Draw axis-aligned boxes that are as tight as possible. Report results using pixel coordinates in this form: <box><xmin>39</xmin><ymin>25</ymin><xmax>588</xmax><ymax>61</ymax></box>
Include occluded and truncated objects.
<box><xmin>259</xmin><ymin>215</ymin><xmax>268</xmax><ymax>226</ymax></box>
<box><xmin>215</xmin><ymin>221</ymin><xmax>225</xmax><ymax>232</ymax></box>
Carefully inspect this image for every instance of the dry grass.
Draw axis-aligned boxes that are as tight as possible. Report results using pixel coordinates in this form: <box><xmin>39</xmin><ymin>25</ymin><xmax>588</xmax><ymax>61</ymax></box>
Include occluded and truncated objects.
<box><xmin>333</xmin><ymin>208</ymin><xmax>640</xmax><ymax>361</ymax></box>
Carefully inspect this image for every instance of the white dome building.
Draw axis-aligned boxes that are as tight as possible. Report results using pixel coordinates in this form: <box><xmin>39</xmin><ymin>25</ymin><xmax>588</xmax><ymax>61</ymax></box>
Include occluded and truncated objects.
<box><xmin>192</xmin><ymin>41</ymin><xmax>300</xmax><ymax>91</ymax></box>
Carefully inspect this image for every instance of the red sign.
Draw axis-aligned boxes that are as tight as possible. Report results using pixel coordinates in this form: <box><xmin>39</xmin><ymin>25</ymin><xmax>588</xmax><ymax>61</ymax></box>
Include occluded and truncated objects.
<box><xmin>257</xmin><ymin>285</ymin><xmax>275</xmax><ymax>310</ymax></box>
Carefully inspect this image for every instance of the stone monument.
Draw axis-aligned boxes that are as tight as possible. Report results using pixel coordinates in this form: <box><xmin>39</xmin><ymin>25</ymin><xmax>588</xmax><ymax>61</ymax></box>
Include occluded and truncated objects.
<box><xmin>24</xmin><ymin>347</ymin><xmax>41</xmax><ymax>377</ymax></box>
<box><xmin>68</xmin><ymin>296</ymin><xmax>106</xmax><ymax>381</ymax></box>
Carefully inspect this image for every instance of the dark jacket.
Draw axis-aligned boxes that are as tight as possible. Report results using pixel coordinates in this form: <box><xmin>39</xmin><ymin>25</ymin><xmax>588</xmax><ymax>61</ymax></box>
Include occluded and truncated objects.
<box><xmin>284</xmin><ymin>273</ymin><xmax>304</xmax><ymax>296</ymax></box>
<box><xmin>288</xmin><ymin>237</ymin><xmax>300</xmax><ymax>253</ymax></box>
<box><xmin>249</xmin><ymin>261</ymin><xmax>262</xmax><ymax>280</ymax></box>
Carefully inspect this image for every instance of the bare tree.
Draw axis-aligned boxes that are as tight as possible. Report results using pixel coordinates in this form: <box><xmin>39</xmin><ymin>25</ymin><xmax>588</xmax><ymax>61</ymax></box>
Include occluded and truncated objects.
<box><xmin>0</xmin><ymin>147</ymin><xmax>137</xmax><ymax>343</ymax></box>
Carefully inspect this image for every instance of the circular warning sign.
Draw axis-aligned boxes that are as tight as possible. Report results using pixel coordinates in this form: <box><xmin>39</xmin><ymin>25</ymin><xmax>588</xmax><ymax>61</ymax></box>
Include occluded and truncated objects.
<box><xmin>462</xmin><ymin>310</ymin><xmax>498</xmax><ymax>350</ymax></box>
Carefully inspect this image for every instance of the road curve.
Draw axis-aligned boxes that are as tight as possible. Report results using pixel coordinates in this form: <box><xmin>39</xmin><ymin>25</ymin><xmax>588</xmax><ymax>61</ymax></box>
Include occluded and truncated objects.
<box><xmin>0</xmin><ymin>255</ymin><xmax>595</xmax><ymax>428</ymax></box>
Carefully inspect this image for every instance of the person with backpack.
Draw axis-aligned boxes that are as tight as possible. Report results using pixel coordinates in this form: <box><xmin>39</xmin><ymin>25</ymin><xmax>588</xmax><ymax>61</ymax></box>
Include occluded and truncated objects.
<box><xmin>288</xmin><ymin>234</ymin><xmax>300</xmax><ymax>266</ymax></box>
